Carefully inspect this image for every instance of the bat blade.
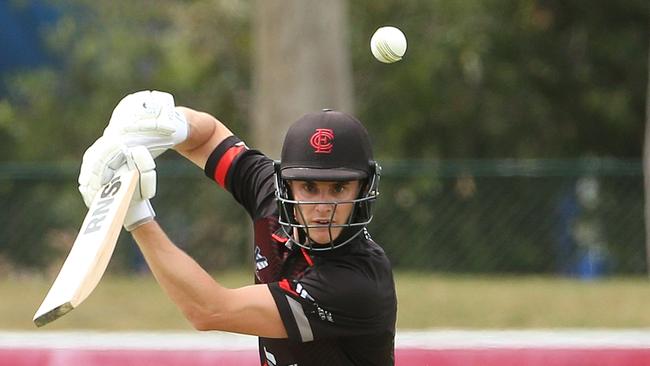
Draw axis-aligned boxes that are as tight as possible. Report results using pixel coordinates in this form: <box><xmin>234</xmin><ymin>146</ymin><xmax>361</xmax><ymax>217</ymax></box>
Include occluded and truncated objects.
<box><xmin>33</xmin><ymin>168</ymin><xmax>138</xmax><ymax>327</ymax></box>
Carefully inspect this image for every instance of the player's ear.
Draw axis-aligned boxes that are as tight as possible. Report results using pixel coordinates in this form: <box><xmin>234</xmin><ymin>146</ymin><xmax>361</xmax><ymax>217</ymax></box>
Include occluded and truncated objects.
<box><xmin>284</xmin><ymin>180</ymin><xmax>296</xmax><ymax>200</ymax></box>
<box><xmin>355</xmin><ymin>178</ymin><xmax>369</xmax><ymax>199</ymax></box>
<box><xmin>360</xmin><ymin>161</ymin><xmax>380</xmax><ymax>197</ymax></box>
<box><xmin>355</xmin><ymin>179</ymin><xmax>365</xmax><ymax>197</ymax></box>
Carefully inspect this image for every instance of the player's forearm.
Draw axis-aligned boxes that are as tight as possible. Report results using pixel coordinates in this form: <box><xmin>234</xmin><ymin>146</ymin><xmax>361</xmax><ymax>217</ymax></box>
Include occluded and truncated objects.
<box><xmin>130</xmin><ymin>220</ymin><xmax>232</xmax><ymax>329</ymax></box>
<box><xmin>174</xmin><ymin>107</ymin><xmax>233</xmax><ymax>168</ymax></box>
<box><xmin>131</xmin><ymin>221</ymin><xmax>287</xmax><ymax>338</ymax></box>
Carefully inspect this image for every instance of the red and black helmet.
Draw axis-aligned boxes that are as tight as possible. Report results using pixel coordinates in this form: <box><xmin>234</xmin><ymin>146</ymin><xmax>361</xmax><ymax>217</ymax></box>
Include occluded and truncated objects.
<box><xmin>274</xmin><ymin>109</ymin><xmax>381</xmax><ymax>251</ymax></box>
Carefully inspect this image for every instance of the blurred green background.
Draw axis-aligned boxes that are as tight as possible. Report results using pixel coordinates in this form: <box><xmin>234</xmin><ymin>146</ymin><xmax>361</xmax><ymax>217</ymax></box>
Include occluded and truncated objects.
<box><xmin>0</xmin><ymin>0</ymin><xmax>649</xmax><ymax>329</ymax></box>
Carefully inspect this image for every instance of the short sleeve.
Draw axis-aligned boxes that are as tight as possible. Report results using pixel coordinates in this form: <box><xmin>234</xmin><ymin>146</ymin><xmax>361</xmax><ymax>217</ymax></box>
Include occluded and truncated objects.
<box><xmin>204</xmin><ymin>136</ymin><xmax>276</xmax><ymax>219</ymax></box>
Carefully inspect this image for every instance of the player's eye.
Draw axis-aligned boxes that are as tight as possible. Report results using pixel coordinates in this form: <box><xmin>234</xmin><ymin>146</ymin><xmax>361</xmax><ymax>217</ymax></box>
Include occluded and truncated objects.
<box><xmin>303</xmin><ymin>182</ymin><xmax>317</xmax><ymax>193</ymax></box>
<box><xmin>332</xmin><ymin>182</ymin><xmax>348</xmax><ymax>194</ymax></box>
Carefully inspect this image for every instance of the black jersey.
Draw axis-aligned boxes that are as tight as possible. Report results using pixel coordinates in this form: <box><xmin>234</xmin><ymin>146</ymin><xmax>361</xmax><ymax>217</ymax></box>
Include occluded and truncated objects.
<box><xmin>204</xmin><ymin>136</ymin><xmax>397</xmax><ymax>366</ymax></box>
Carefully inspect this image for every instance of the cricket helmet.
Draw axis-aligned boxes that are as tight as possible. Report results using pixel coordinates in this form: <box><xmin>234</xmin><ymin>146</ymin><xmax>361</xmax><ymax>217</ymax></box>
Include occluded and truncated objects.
<box><xmin>275</xmin><ymin>109</ymin><xmax>381</xmax><ymax>251</ymax></box>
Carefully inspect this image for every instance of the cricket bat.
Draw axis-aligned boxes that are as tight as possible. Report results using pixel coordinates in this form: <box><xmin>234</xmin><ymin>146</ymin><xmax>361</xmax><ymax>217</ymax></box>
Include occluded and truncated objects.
<box><xmin>33</xmin><ymin>167</ymin><xmax>139</xmax><ymax>327</ymax></box>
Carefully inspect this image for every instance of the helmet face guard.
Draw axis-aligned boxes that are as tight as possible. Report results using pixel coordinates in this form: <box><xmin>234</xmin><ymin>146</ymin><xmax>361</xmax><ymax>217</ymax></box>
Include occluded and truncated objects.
<box><xmin>274</xmin><ymin>161</ymin><xmax>381</xmax><ymax>251</ymax></box>
<box><xmin>276</xmin><ymin>109</ymin><xmax>379</xmax><ymax>251</ymax></box>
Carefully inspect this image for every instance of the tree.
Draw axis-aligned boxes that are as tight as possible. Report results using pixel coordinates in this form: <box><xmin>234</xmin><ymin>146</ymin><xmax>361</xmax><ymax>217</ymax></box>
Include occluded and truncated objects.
<box><xmin>0</xmin><ymin>0</ymin><xmax>254</xmax><ymax>270</ymax></box>
<box><xmin>643</xmin><ymin>36</ymin><xmax>650</xmax><ymax>275</ymax></box>
<box><xmin>350</xmin><ymin>0</ymin><xmax>648</xmax><ymax>159</ymax></box>
<box><xmin>251</xmin><ymin>0</ymin><xmax>353</xmax><ymax>158</ymax></box>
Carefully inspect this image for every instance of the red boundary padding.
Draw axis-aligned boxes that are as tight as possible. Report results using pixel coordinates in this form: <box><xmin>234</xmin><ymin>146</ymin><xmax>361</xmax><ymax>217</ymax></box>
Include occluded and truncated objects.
<box><xmin>397</xmin><ymin>348</ymin><xmax>650</xmax><ymax>366</ymax></box>
<box><xmin>3</xmin><ymin>348</ymin><xmax>650</xmax><ymax>366</ymax></box>
<box><xmin>0</xmin><ymin>349</ymin><xmax>257</xmax><ymax>366</ymax></box>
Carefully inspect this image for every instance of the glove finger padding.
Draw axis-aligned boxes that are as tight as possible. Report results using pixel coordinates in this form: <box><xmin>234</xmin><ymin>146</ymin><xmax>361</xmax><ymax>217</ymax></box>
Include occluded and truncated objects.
<box><xmin>78</xmin><ymin>136</ymin><xmax>127</xmax><ymax>207</ymax></box>
<box><xmin>127</xmin><ymin>145</ymin><xmax>156</xmax><ymax>200</ymax></box>
<box><xmin>103</xmin><ymin>90</ymin><xmax>188</xmax><ymax>159</ymax></box>
<box><xmin>121</xmin><ymin>112</ymin><xmax>176</xmax><ymax>135</ymax></box>
<box><xmin>106</xmin><ymin>90</ymin><xmax>174</xmax><ymax>134</ymax></box>
<box><xmin>123</xmin><ymin>145</ymin><xmax>157</xmax><ymax>231</ymax></box>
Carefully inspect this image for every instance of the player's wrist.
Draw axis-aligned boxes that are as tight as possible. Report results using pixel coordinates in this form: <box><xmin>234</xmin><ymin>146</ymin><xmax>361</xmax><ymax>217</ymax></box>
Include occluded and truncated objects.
<box><xmin>169</xmin><ymin>108</ymin><xmax>189</xmax><ymax>146</ymax></box>
<box><xmin>124</xmin><ymin>199</ymin><xmax>155</xmax><ymax>231</ymax></box>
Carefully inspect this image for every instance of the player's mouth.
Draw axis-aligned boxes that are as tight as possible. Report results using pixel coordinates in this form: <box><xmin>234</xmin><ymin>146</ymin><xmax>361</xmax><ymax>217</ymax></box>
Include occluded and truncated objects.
<box><xmin>311</xmin><ymin>219</ymin><xmax>333</xmax><ymax>226</ymax></box>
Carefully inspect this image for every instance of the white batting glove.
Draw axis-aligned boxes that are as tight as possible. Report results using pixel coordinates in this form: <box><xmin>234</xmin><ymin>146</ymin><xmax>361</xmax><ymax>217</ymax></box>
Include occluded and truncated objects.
<box><xmin>123</xmin><ymin>146</ymin><xmax>157</xmax><ymax>231</ymax></box>
<box><xmin>79</xmin><ymin>136</ymin><xmax>157</xmax><ymax>231</ymax></box>
<box><xmin>104</xmin><ymin>90</ymin><xmax>189</xmax><ymax>158</ymax></box>
<box><xmin>78</xmin><ymin>136</ymin><xmax>126</xmax><ymax>208</ymax></box>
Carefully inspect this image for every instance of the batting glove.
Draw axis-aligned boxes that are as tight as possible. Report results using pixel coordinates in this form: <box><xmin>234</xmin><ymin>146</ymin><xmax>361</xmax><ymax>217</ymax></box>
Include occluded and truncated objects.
<box><xmin>122</xmin><ymin>145</ymin><xmax>157</xmax><ymax>231</ymax></box>
<box><xmin>103</xmin><ymin>90</ymin><xmax>189</xmax><ymax>159</ymax></box>
<box><xmin>79</xmin><ymin>136</ymin><xmax>157</xmax><ymax>231</ymax></box>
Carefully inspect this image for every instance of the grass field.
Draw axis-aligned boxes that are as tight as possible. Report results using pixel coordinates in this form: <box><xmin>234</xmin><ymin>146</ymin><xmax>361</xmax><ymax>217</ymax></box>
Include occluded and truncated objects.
<box><xmin>3</xmin><ymin>271</ymin><xmax>650</xmax><ymax>330</ymax></box>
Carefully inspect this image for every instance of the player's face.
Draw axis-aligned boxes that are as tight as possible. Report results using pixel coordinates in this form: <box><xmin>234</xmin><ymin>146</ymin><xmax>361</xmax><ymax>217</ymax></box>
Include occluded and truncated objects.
<box><xmin>288</xmin><ymin>180</ymin><xmax>361</xmax><ymax>245</ymax></box>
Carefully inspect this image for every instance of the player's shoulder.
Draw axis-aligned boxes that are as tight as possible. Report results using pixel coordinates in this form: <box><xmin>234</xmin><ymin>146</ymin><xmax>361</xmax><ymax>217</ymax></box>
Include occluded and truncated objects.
<box><xmin>345</xmin><ymin>233</ymin><xmax>393</xmax><ymax>273</ymax></box>
<box><xmin>234</xmin><ymin>145</ymin><xmax>274</xmax><ymax>168</ymax></box>
<box><xmin>316</xmin><ymin>238</ymin><xmax>390</xmax><ymax>274</ymax></box>
<box><xmin>302</xmin><ymin>237</ymin><xmax>395</xmax><ymax>310</ymax></box>
<box><xmin>204</xmin><ymin>136</ymin><xmax>274</xmax><ymax>184</ymax></box>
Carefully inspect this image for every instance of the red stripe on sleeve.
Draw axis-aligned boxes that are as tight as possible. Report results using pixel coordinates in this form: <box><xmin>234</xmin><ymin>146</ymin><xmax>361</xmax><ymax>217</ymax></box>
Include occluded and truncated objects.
<box><xmin>213</xmin><ymin>145</ymin><xmax>245</xmax><ymax>188</ymax></box>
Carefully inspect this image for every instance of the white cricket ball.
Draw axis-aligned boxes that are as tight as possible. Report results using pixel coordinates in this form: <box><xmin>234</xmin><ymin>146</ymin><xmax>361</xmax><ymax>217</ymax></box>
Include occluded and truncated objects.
<box><xmin>370</xmin><ymin>26</ymin><xmax>407</xmax><ymax>63</ymax></box>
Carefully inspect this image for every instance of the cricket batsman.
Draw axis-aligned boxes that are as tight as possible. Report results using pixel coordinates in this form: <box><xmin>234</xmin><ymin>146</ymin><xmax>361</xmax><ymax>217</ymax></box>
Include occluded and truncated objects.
<box><xmin>79</xmin><ymin>90</ymin><xmax>397</xmax><ymax>365</ymax></box>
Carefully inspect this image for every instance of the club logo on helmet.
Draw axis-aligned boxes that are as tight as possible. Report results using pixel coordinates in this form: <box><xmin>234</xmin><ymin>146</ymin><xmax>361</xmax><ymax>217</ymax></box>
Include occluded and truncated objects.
<box><xmin>309</xmin><ymin>128</ymin><xmax>334</xmax><ymax>154</ymax></box>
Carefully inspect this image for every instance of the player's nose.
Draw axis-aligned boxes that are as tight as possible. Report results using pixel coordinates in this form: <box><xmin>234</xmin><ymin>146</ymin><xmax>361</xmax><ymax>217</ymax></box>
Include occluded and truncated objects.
<box><xmin>313</xmin><ymin>201</ymin><xmax>335</xmax><ymax>214</ymax></box>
